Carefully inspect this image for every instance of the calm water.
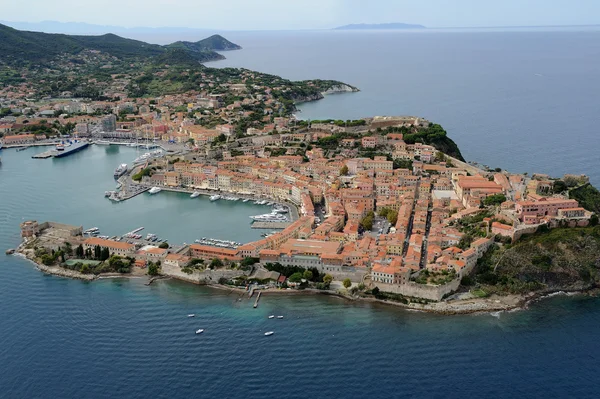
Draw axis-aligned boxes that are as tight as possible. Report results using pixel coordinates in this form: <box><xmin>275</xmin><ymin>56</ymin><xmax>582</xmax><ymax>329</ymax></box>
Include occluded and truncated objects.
<box><xmin>211</xmin><ymin>28</ymin><xmax>600</xmax><ymax>185</ymax></box>
<box><xmin>1</xmin><ymin>144</ymin><xmax>600</xmax><ymax>398</ymax></box>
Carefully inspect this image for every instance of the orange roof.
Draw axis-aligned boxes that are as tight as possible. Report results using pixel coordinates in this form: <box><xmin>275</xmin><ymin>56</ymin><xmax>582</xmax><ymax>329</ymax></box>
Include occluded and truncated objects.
<box><xmin>84</xmin><ymin>237</ymin><xmax>135</xmax><ymax>251</ymax></box>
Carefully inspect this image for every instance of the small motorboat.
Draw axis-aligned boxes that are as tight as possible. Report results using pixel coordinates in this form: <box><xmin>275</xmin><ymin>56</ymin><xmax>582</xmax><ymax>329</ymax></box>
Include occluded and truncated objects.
<box><xmin>264</xmin><ymin>331</ymin><xmax>274</xmax><ymax>336</ymax></box>
<box><xmin>268</xmin><ymin>315</ymin><xmax>275</xmax><ymax>319</ymax></box>
<box><xmin>195</xmin><ymin>329</ymin><xmax>204</xmax><ymax>334</ymax></box>
<box><xmin>188</xmin><ymin>314</ymin><xmax>195</xmax><ymax>318</ymax></box>
<box><xmin>277</xmin><ymin>316</ymin><xmax>284</xmax><ymax>319</ymax></box>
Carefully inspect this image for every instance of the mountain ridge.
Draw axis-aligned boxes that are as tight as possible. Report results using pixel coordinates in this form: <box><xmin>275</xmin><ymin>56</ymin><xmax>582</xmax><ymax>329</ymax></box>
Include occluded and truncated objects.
<box><xmin>0</xmin><ymin>23</ymin><xmax>241</xmax><ymax>65</ymax></box>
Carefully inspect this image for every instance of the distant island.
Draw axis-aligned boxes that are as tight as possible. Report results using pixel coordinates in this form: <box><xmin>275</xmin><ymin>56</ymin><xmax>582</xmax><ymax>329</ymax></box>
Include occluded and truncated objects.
<box><xmin>334</xmin><ymin>23</ymin><xmax>426</xmax><ymax>30</ymax></box>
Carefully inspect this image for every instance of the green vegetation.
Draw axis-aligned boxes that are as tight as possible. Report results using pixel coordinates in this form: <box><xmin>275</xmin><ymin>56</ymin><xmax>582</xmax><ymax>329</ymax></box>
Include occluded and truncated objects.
<box><xmin>466</xmin><ymin>226</ymin><xmax>600</xmax><ymax>295</ymax></box>
<box><xmin>378</xmin><ymin>208</ymin><xmax>398</xmax><ymax>225</ymax></box>
<box><xmin>483</xmin><ymin>194</ymin><xmax>507</xmax><ymax>206</ymax></box>
<box><xmin>158</xmin><ymin>242</ymin><xmax>169</xmax><ymax>249</ymax></box>
<box><xmin>569</xmin><ymin>183</ymin><xmax>600</xmax><ymax>214</ymax></box>
<box><xmin>264</xmin><ymin>262</ymin><xmax>321</xmax><ymax>283</ymax></box>
<box><xmin>132</xmin><ymin>167</ymin><xmax>152</xmax><ymax>181</ymax></box>
<box><xmin>148</xmin><ymin>261</ymin><xmax>160</xmax><ymax>276</ymax></box>
<box><xmin>412</xmin><ymin>269</ymin><xmax>457</xmax><ymax>285</ymax></box>
<box><xmin>360</xmin><ymin>211</ymin><xmax>375</xmax><ymax>231</ymax></box>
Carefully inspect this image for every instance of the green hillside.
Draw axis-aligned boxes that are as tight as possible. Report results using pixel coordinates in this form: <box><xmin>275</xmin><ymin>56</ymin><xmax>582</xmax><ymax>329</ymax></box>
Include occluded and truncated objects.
<box><xmin>0</xmin><ymin>23</ymin><xmax>240</xmax><ymax>66</ymax></box>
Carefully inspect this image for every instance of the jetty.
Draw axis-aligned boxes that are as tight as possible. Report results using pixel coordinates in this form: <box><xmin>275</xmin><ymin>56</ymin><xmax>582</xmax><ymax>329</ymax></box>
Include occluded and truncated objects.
<box><xmin>253</xmin><ymin>291</ymin><xmax>261</xmax><ymax>308</ymax></box>
<box><xmin>32</xmin><ymin>150</ymin><xmax>56</xmax><ymax>159</ymax></box>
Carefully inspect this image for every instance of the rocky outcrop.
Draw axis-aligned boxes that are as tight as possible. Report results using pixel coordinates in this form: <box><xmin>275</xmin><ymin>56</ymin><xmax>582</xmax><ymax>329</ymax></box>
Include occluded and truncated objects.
<box><xmin>322</xmin><ymin>84</ymin><xmax>359</xmax><ymax>95</ymax></box>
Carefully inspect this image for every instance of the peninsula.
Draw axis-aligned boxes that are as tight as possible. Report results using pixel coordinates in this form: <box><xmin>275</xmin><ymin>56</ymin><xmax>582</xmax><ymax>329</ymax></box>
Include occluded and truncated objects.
<box><xmin>2</xmin><ymin>25</ymin><xmax>600</xmax><ymax>315</ymax></box>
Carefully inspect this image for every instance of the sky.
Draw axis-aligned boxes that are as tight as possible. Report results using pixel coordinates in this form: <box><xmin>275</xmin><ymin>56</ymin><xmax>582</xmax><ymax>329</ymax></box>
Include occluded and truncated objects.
<box><xmin>2</xmin><ymin>0</ymin><xmax>599</xmax><ymax>30</ymax></box>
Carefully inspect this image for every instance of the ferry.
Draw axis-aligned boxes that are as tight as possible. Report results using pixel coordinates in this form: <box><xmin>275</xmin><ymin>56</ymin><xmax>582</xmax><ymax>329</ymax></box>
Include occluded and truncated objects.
<box><xmin>114</xmin><ymin>163</ymin><xmax>128</xmax><ymax>179</ymax></box>
<box><xmin>190</xmin><ymin>191</ymin><xmax>201</xmax><ymax>198</ymax></box>
<box><xmin>264</xmin><ymin>331</ymin><xmax>274</xmax><ymax>336</ymax></box>
<box><xmin>149</xmin><ymin>187</ymin><xmax>162</xmax><ymax>194</ymax></box>
<box><xmin>210</xmin><ymin>195</ymin><xmax>221</xmax><ymax>201</ymax></box>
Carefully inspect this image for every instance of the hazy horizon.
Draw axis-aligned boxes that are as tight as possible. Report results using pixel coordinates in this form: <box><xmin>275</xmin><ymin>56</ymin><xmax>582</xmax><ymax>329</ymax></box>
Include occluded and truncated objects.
<box><xmin>2</xmin><ymin>0</ymin><xmax>599</xmax><ymax>31</ymax></box>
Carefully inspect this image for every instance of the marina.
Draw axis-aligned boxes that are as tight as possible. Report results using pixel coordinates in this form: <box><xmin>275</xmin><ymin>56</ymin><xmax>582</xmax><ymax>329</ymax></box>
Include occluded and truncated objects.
<box><xmin>194</xmin><ymin>237</ymin><xmax>241</xmax><ymax>249</ymax></box>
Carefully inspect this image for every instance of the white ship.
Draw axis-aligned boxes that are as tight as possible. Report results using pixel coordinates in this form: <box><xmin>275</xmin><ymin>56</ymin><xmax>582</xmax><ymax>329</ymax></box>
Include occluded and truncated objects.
<box><xmin>96</xmin><ymin>140</ymin><xmax>111</xmax><ymax>145</ymax></box>
<box><xmin>190</xmin><ymin>191</ymin><xmax>201</xmax><ymax>198</ymax></box>
<box><xmin>114</xmin><ymin>163</ymin><xmax>128</xmax><ymax>179</ymax></box>
<box><xmin>210</xmin><ymin>195</ymin><xmax>221</xmax><ymax>201</ymax></box>
<box><xmin>149</xmin><ymin>187</ymin><xmax>162</xmax><ymax>194</ymax></box>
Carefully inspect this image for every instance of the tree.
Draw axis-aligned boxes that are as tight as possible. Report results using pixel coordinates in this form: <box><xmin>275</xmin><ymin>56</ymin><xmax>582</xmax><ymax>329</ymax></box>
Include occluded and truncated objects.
<box><xmin>483</xmin><ymin>194</ymin><xmax>507</xmax><ymax>206</ymax></box>
<box><xmin>553</xmin><ymin>180</ymin><xmax>568</xmax><ymax>193</ymax></box>
<box><xmin>75</xmin><ymin>244</ymin><xmax>84</xmax><ymax>258</ymax></box>
<box><xmin>289</xmin><ymin>272</ymin><xmax>303</xmax><ymax>283</ymax></box>
<box><xmin>209</xmin><ymin>258</ymin><xmax>223</xmax><ymax>269</ymax></box>
<box><xmin>360</xmin><ymin>211</ymin><xmax>375</xmax><ymax>231</ymax></box>
<box><xmin>371</xmin><ymin>286</ymin><xmax>380</xmax><ymax>296</ymax></box>
<box><xmin>386</xmin><ymin>210</ymin><xmax>398</xmax><ymax>225</ymax></box>
<box><xmin>158</xmin><ymin>242</ymin><xmax>169</xmax><ymax>249</ymax></box>
<box><xmin>100</xmin><ymin>247</ymin><xmax>110</xmax><ymax>261</ymax></box>
<box><xmin>323</xmin><ymin>274</ymin><xmax>333</xmax><ymax>284</ymax></box>
<box><xmin>342</xmin><ymin>278</ymin><xmax>352</xmax><ymax>289</ymax></box>
<box><xmin>340</xmin><ymin>165</ymin><xmax>349</xmax><ymax>176</ymax></box>
<box><xmin>303</xmin><ymin>270</ymin><xmax>313</xmax><ymax>281</ymax></box>
<box><xmin>148</xmin><ymin>262</ymin><xmax>160</xmax><ymax>276</ymax></box>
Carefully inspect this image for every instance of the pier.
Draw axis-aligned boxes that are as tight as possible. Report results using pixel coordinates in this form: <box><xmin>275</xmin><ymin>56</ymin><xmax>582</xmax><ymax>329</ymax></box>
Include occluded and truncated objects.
<box><xmin>251</xmin><ymin>221</ymin><xmax>292</xmax><ymax>229</ymax></box>
<box><xmin>32</xmin><ymin>150</ymin><xmax>57</xmax><ymax>159</ymax></box>
<box><xmin>253</xmin><ymin>291</ymin><xmax>261</xmax><ymax>308</ymax></box>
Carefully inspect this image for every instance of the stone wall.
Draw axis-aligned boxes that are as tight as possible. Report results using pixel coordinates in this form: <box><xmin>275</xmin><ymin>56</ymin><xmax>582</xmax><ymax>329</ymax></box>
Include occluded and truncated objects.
<box><xmin>161</xmin><ymin>263</ymin><xmax>243</xmax><ymax>284</ymax></box>
<box><xmin>374</xmin><ymin>278</ymin><xmax>461</xmax><ymax>301</ymax></box>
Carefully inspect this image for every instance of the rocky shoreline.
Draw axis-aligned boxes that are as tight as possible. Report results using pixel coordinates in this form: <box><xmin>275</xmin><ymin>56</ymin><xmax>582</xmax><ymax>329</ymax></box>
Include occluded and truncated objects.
<box><xmin>10</xmin><ymin>249</ymin><xmax>596</xmax><ymax>316</ymax></box>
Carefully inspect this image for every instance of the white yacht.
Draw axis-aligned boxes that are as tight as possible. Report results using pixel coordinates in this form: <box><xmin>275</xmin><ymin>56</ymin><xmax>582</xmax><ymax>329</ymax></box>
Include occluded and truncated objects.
<box><xmin>190</xmin><ymin>191</ymin><xmax>201</xmax><ymax>198</ymax></box>
<box><xmin>210</xmin><ymin>195</ymin><xmax>221</xmax><ymax>201</ymax></box>
<box><xmin>243</xmin><ymin>199</ymin><xmax>250</xmax><ymax>203</ymax></box>
<box><xmin>264</xmin><ymin>331</ymin><xmax>274</xmax><ymax>336</ymax></box>
<box><xmin>268</xmin><ymin>315</ymin><xmax>275</xmax><ymax>319</ymax></box>
<box><xmin>114</xmin><ymin>163</ymin><xmax>128</xmax><ymax>179</ymax></box>
<box><xmin>149</xmin><ymin>187</ymin><xmax>162</xmax><ymax>194</ymax></box>
<box><xmin>195</xmin><ymin>329</ymin><xmax>204</xmax><ymax>334</ymax></box>
<box><xmin>97</xmin><ymin>140</ymin><xmax>111</xmax><ymax>145</ymax></box>
<box><xmin>277</xmin><ymin>316</ymin><xmax>284</xmax><ymax>319</ymax></box>
<box><xmin>188</xmin><ymin>314</ymin><xmax>195</xmax><ymax>318</ymax></box>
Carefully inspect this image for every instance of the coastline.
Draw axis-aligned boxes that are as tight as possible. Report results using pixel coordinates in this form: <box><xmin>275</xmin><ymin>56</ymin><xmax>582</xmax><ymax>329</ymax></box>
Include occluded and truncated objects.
<box><xmin>13</xmin><ymin>250</ymin><xmax>595</xmax><ymax>315</ymax></box>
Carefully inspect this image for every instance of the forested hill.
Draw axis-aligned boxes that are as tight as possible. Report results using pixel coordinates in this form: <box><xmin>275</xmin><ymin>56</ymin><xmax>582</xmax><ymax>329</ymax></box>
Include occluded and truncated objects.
<box><xmin>0</xmin><ymin>23</ymin><xmax>241</xmax><ymax>65</ymax></box>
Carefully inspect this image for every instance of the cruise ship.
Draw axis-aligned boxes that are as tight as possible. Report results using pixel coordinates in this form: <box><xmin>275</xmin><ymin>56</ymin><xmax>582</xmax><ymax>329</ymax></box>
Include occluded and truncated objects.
<box><xmin>114</xmin><ymin>163</ymin><xmax>128</xmax><ymax>179</ymax></box>
<box><xmin>149</xmin><ymin>187</ymin><xmax>162</xmax><ymax>194</ymax></box>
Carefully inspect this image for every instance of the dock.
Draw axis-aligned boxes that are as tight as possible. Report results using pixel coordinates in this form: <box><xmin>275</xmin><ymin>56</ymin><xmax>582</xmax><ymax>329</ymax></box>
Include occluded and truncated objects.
<box><xmin>251</xmin><ymin>221</ymin><xmax>292</xmax><ymax>229</ymax></box>
<box><xmin>54</xmin><ymin>142</ymin><xmax>89</xmax><ymax>158</ymax></box>
<box><xmin>253</xmin><ymin>291</ymin><xmax>261</xmax><ymax>308</ymax></box>
<box><xmin>32</xmin><ymin>150</ymin><xmax>57</xmax><ymax>159</ymax></box>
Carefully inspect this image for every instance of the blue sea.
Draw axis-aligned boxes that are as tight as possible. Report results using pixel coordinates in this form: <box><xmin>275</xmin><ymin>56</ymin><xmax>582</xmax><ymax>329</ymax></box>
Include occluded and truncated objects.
<box><xmin>2</xmin><ymin>29</ymin><xmax>600</xmax><ymax>398</ymax></box>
